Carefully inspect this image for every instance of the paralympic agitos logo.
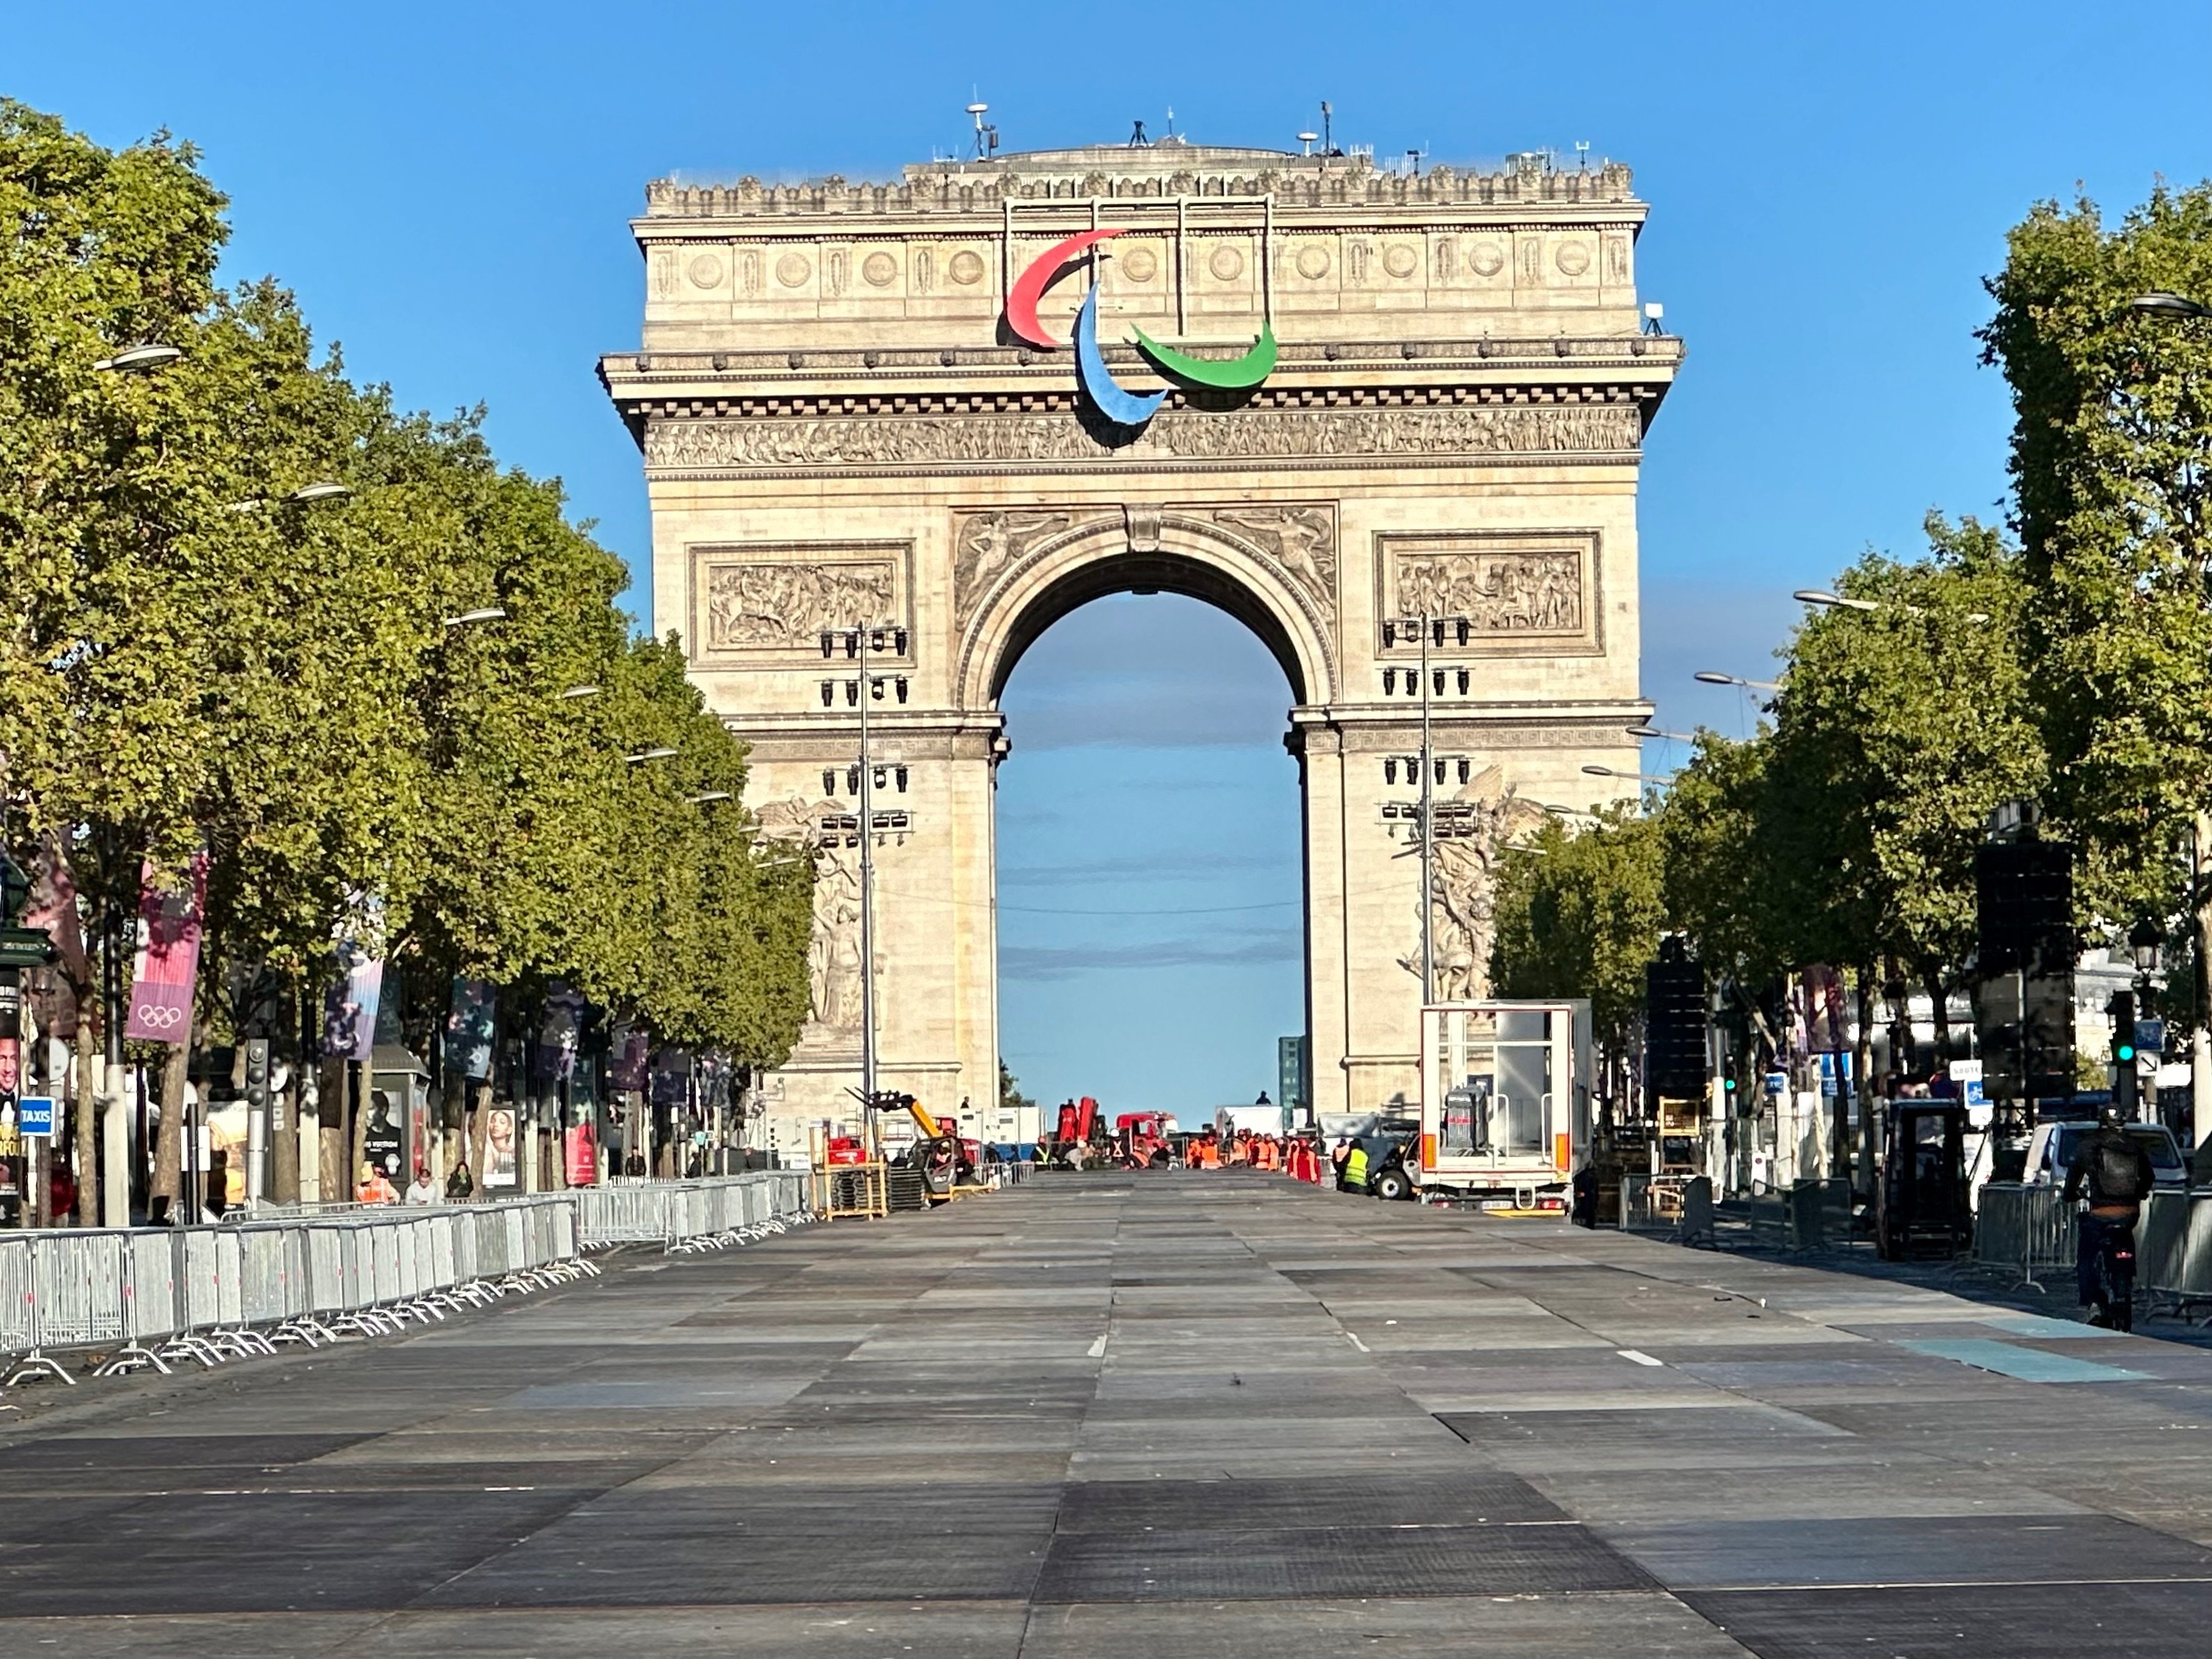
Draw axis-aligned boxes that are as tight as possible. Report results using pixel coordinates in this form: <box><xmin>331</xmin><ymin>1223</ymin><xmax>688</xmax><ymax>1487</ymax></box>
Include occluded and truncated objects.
<box><xmin>1004</xmin><ymin>230</ymin><xmax>1277</xmax><ymax>429</ymax></box>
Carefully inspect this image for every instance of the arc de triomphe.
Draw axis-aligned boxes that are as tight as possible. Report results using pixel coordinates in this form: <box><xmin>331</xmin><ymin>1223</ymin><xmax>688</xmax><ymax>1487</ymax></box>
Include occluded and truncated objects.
<box><xmin>600</xmin><ymin>140</ymin><xmax>1678</xmax><ymax>1147</ymax></box>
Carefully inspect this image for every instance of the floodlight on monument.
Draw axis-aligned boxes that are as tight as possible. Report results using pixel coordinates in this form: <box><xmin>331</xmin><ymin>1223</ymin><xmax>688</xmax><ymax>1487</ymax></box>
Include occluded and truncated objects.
<box><xmin>819</xmin><ymin>681</ymin><xmax>834</xmax><ymax>707</ymax></box>
<box><xmin>895</xmin><ymin>678</ymin><xmax>910</xmax><ymax>703</ymax></box>
<box><xmin>1456</xmin><ymin>618</ymin><xmax>1470</xmax><ymax>646</ymax></box>
<box><xmin>871</xmin><ymin>628</ymin><xmax>886</xmax><ymax>652</ymax></box>
<box><xmin>1457</xmin><ymin>758</ymin><xmax>1470</xmax><ymax>784</ymax></box>
<box><xmin>844</xmin><ymin>631</ymin><xmax>859</xmax><ymax>659</ymax></box>
<box><xmin>1431</xmin><ymin>618</ymin><xmax>1446</xmax><ymax>646</ymax></box>
<box><xmin>1382</xmin><ymin>621</ymin><xmax>1397</xmax><ymax>647</ymax></box>
<box><xmin>874</xmin><ymin>766</ymin><xmax>888</xmax><ymax>790</ymax></box>
<box><xmin>895</xmin><ymin>766</ymin><xmax>909</xmax><ymax>792</ymax></box>
<box><xmin>1432</xmin><ymin>668</ymin><xmax>1445</xmax><ymax>696</ymax></box>
<box><xmin>821</xmin><ymin>631</ymin><xmax>835</xmax><ymax>658</ymax></box>
<box><xmin>1456</xmin><ymin>668</ymin><xmax>1470</xmax><ymax>694</ymax></box>
<box><xmin>1384</xmin><ymin>758</ymin><xmax>1398</xmax><ymax>783</ymax></box>
<box><xmin>844</xmin><ymin>680</ymin><xmax>860</xmax><ymax>705</ymax></box>
<box><xmin>847</xmin><ymin>764</ymin><xmax>862</xmax><ymax>794</ymax></box>
<box><xmin>823</xmin><ymin>769</ymin><xmax>837</xmax><ymax>796</ymax></box>
<box><xmin>1383</xmin><ymin>668</ymin><xmax>1397</xmax><ymax>694</ymax></box>
<box><xmin>894</xmin><ymin>628</ymin><xmax>909</xmax><ymax>654</ymax></box>
<box><xmin>871</xmin><ymin>676</ymin><xmax>885</xmax><ymax>700</ymax></box>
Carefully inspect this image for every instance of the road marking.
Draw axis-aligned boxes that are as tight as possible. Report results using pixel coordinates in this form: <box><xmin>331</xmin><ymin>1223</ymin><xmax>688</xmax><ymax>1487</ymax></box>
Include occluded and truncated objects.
<box><xmin>1616</xmin><ymin>1349</ymin><xmax>1664</xmax><ymax>1367</ymax></box>
<box><xmin>1345</xmin><ymin>1331</ymin><xmax>1370</xmax><ymax>1352</ymax></box>
<box><xmin>1087</xmin><ymin>1333</ymin><xmax>1108</xmax><ymax>1358</ymax></box>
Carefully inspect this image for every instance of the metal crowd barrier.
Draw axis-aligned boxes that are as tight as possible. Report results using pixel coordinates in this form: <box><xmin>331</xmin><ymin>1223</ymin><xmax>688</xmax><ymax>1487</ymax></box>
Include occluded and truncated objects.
<box><xmin>1619</xmin><ymin>1174</ymin><xmax>1715</xmax><ymax>1245</ymax></box>
<box><xmin>2139</xmin><ymin>1189</ymin><xmax>2212</xmax><ymax>1322</ymax></box>
<box><xmin>577</xmin><ymin>1171</ymin><xmax>816</xmax><ymax>1255</ymax></box>
<box><xmin>0</xmin><ymin>1173</ymin><xmax>816</xmax><ymax>1388</ymax></box>
<box><xmin>1971</xmin><ymin>1182</ymin><xmax>2077</xmax><ymax>1292</ymax></box>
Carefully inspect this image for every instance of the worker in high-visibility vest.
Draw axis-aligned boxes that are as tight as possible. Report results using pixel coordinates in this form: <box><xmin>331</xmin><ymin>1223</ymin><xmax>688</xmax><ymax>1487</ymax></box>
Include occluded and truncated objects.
<box><xmin>1341</xmin><ymin>1141</ymin><xmax>1370</xmax><ymax>1193</ymax></box>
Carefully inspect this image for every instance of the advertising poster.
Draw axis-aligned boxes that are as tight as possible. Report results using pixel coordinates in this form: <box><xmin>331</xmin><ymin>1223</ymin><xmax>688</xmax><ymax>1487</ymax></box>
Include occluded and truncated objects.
<box><xmin>363</xmin><ymin>1086</ymin><xmax>406</xmax><ymax>1185</ymax></box>
<box><xmin>483</xmin><ymin>1105</ymin><xmax>520</xmax><ymax>1189</ymax></box>
<box><xmin>565</xmin><ymin>1122</ymin><xmax>598</xmax><ymax>1187</ymax></box>
<box><xmin>124</xmin><ymin>853</ymin><xmax>209</xmax><ymax>1043</ymax></box>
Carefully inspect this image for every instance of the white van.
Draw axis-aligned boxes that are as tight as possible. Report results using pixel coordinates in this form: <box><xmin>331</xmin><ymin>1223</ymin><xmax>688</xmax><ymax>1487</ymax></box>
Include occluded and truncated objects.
<box><xmin>2023</xmin><ymin>1119</ymin><xmax>2188</xmax><ymax>1192</ymax></box>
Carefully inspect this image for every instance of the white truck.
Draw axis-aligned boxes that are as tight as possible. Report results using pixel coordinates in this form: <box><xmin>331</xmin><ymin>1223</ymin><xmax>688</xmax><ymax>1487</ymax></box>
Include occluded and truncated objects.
<box><xmin>1414</xmin><ymin>1000</ymin><xmax>1594</xmax><ymax>1211</ymax></box>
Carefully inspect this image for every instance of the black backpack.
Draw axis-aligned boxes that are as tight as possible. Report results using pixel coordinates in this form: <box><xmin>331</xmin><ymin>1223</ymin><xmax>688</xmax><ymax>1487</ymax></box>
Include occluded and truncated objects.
<box><xmin>2091</xmin><ymin>1134</ymin><xmax>2150</xmax><ymax>1204</ymax></box>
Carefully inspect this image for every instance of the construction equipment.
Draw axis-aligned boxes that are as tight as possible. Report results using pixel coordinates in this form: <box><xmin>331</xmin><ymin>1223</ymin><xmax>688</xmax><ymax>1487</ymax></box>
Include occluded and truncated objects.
<box><xmin>1114</xmin><ymin>1112</ymin><xmax>1174</xmax><ymax>1168</ymax></box>
<box><xmin>865</xmin><ymin>1091</ymin><xmax>977</xmax><ymax>1199</ymax></box>
<box><xmin>1042</xmin><ymin>1096</ymin><xmax>1107</xmax><ymax>1167</ymax></box>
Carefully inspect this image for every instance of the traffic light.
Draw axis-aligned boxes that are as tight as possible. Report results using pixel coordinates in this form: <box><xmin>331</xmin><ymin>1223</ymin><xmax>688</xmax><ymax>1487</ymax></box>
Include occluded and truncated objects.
<box><xmin>243</xmin><ymin>1039</ymin><xmax>270</xmax><ymax>1113</ymax></box>
<box><xmin>2110</xmin><ymin>989</ymin><xmax>2139</xmax><ymax>1117</ymax></box>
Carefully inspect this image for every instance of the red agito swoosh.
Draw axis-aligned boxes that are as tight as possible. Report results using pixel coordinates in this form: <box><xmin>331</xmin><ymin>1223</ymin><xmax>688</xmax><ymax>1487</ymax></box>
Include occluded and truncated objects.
<box><xmin>1004</xmin><ymin>229</ymin><xmax>1125</xmax><ymax>350</ymax></box>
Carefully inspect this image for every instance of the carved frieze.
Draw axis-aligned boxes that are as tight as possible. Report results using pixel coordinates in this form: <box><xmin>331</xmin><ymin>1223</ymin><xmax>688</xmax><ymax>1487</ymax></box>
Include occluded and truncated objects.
<box><xmin>646</xmin><ymin>405</ymin><xmax>1641</xmax><ymax>473</ymax></box>
<box><xmin>690</xmin><ymin>542</ymin><xmax>911</xmax><ymax>659</ymax></box>
<box><xmin>1378</xmin><ymin>530</ymin><xmax>1602</xmax><ymax>654</ymax></box>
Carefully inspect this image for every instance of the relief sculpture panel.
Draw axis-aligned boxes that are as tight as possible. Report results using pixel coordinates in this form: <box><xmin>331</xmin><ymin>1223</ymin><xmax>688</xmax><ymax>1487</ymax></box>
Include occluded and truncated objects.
<box><xmin>692</xmin><ymin>543</ymin><xmax>909</xmax><ymax>659</ymax></box>
<box><xmin>1380</xmin><ymin>531</ymin><xmax>1599</xmax><ymax>652</ymax></box>
<box><xmin>1211</xmin><ymin>506</ymin><xmax>1338</xmax><ymax>620</ymax></box>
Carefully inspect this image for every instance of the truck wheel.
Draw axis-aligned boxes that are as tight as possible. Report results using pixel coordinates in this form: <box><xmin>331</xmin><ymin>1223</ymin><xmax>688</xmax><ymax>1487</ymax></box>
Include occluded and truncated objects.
<box><xmin>1372</xmin><ymin>1168</ymin><xmax>1413</xmax><ymax>1202</ymax></box>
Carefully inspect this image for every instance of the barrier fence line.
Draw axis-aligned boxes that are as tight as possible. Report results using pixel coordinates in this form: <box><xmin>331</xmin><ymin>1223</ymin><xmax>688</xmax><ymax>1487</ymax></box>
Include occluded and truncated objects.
<box><xmin>0</xmin><ymin>1171</ymin><xmax>817</xmax><ymax>1388</ymax></box>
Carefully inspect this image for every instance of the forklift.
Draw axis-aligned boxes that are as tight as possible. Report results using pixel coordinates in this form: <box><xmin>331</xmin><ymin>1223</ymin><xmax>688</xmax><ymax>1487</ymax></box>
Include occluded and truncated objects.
<box><xmin>867</xmin><ymin>1091</ymin><xmax>980</xmax><ymax>1200</ymax></box>
<box><xmin>1875</xmin><ymin>1098</ymin><xmax>1971</xmax><ymax>1260</ymax></box>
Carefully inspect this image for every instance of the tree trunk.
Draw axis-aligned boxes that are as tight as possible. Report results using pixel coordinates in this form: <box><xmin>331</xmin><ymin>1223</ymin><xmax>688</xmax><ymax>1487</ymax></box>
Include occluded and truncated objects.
<box><xmin>1921</xmin><ymin>959</ymin><xmax>1953</xmax><ymax>1075</ymax></box>
<box><xmin>469</xmin><ymin>1080</ymin><xmax>491</xmax><ymax>1189</ymax></box>
<box><xmin>271</xmin><ymin>1058</ymin><xmax>300</xmax><ymax>1206</ymax></box>
<box><xmin>150</xmin><ymin>1032</ymin><xmax>190</xmax><ymax>1224</ymax></box>
<box><xmin>347</xmin><ymin>1061</ymin><xmax>368</xmax><ymax>1199</ymax></box>
<box><xmin>317</xmin><ymin>1057</ymin><xmax>347</xmax><ymax>1204</ymax></box>
<box><xmin>72</xmin><ymin>1018</ymin><xmax>98</xmax><ymax>1226</ymax></box>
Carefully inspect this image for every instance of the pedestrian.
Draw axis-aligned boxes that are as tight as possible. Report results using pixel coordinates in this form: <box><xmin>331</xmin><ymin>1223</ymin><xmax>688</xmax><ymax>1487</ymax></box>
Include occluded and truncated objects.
<box><xmin>404</xmin><ymin>1167</ymin><xmax>435</xmax><ymax>1205</ymax></box>
<box><xmin>445</xmin><ymin>1160</ymin><xmax>476</xmax><ymax>1200</ymax></box>
<box><xmin>356</xmin><ymin>1162</ymin><xmax>398</xmax><ymax>1205</ymax></box>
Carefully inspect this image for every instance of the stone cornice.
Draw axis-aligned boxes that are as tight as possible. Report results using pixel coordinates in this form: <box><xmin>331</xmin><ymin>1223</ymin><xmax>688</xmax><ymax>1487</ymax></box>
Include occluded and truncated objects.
<box><xmin>640</xmin><ymin>152</ymin><xmax>1642</xmax><ymax>225</ymax></box>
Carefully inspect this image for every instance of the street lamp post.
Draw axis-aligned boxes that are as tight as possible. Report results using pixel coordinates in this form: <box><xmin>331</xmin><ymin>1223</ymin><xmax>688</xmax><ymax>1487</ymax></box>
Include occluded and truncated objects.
<box><xmin>822</xmin><ymin>623</ymin><xmax>908</xmax><ymax>1125</ymax></box>
<box><xmin>1390</xmin><ymin>611</ymin><xmax>1468</xmax><ymax>1000</ymax></box>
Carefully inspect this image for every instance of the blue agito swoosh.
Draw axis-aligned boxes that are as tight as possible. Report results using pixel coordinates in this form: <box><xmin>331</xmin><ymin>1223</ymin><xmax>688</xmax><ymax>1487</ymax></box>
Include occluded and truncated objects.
<box><xmin>1073</xmin><ymin>287</ymin><xmax>1165</xmax><ymax>427</ymax></box>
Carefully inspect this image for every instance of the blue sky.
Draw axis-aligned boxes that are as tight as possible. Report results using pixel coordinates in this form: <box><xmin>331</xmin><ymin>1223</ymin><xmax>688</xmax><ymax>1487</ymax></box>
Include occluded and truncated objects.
<box><xmin>17</xmin><ymin>1</ymin><xmax>2210</xmax><ymax>1109</ymax></box>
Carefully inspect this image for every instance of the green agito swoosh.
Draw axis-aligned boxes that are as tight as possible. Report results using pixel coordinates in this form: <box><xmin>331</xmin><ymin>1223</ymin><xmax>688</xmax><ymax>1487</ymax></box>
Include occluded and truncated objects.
<box><xmin>1130</xmin><ymin>321</ymin><xmax>1278</xmax><ymax>391</ymax></box>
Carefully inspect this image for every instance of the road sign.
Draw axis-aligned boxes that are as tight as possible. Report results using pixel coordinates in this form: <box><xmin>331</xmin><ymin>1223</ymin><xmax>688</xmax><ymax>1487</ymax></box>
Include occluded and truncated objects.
<box><xmin>17</xmin><ymin>1096</ymin><xmax>54</xmax><ymax>1137</ymax></box>
<box><xmin>0</xmin><ymin>927</ymin><xmax>55</xmax><ymax>970</ymax></box>
<box><xmin>2137</xmin><ymin>1018</ymin><xmax>2166</xmax><ymax>1056</ymax></box>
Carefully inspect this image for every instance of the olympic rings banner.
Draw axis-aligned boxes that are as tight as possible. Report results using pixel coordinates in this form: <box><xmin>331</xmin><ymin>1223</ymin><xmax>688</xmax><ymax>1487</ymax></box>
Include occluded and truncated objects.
<box><xmin>123</xmin><ymin>852</ymin><xmax>209</xmax><ymax>1044</ymax></box>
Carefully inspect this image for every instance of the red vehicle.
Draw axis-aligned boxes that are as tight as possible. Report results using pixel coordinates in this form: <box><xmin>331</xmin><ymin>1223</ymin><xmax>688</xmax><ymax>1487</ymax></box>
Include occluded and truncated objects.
<box><xmin>1115</xmin><ymin>1112</ymin><xmax>1174</xmax><ymax>1168</ymax></box>
<box><xmin>825</xmin><ymin>1135</ymin><xmax>868</xmax><ymax>1168</ymax></box>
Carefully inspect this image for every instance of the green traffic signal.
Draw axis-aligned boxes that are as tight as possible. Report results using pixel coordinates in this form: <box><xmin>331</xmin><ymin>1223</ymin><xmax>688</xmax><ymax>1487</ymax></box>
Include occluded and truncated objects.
<box><xmin>2117</xmin><ymin>1043</ymin><xmax>2135</xmax><ymax>1063</ymax></box>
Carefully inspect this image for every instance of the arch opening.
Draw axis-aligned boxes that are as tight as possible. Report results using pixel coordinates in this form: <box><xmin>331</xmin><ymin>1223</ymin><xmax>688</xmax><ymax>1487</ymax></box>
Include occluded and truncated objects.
<box><xmin>994</xmin><ymin>591</ymin><xmax>1307</xmax><ymax>1116</ymax></box>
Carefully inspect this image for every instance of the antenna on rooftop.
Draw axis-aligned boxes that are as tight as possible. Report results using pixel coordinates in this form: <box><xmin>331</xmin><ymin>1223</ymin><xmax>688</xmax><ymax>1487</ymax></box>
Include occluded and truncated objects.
<box><xmin>1320</xmin><ymin>100</ymin><xmax>1334</xmax><ymax>156</ymax></box>
<box><xmin>1297</xmin><ymin>129</ymin><xmax>1318</xmax><ymax>157</ymax></box>
<box><xmin>966</xmin><ymin>98</ymin><xmax>998</xmax><ymax>160</ymax></box>
<box><xmin>1575</xmin><ymin>140</ymin><xmax>1590</xmax><ymax>171</ymax></box>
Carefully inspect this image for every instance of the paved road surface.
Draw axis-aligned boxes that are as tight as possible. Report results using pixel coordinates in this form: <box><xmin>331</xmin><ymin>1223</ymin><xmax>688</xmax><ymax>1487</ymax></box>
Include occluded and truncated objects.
<box><xmin>6</xmin><ymin>1173</ymin><xmax>2212</xmax><ymax>1656</ymax></box>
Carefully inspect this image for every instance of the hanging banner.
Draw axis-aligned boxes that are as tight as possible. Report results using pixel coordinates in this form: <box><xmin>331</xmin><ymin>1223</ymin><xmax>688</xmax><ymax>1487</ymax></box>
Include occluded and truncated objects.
<box><xmin>1803</xmin><ymin>965</ymin><xmax>1848</xmax><ymax>1055</ymax></box>
<box><xmin>444</xmin><ymin>978</ymin><xmax>497</xmax><ymax>1082</ymax></box>
<box><xmin>123</xmin><ymin>853</ymin><xmax>209</xmax><ymax>1044</ymax></box>
<box><xmin>24</xmin><ymin>835</ymin><xmax>91</xmax><ymax>1040</ymax></box>
<box><xmin>538</xmin><ymin>984</ymin><xmax>586</xmax><ymax>1082</ymax></box>
<box><xmin>608</xmin><ymin>1023</ymin><xmax>650</xmax><ymax>1092</ymax></box>
<box><xmin>321</xmin><ymin>945</ymin><xmax>384</xmax><ymax>1062</ymax></box>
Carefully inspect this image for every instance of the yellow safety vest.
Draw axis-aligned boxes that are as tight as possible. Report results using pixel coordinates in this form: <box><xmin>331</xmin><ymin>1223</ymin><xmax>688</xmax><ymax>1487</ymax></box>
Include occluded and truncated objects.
<box><xmin>1345</xmin><ymin>1146</ymin><xmax>1369</xmax><ymax>1187</ymax></box>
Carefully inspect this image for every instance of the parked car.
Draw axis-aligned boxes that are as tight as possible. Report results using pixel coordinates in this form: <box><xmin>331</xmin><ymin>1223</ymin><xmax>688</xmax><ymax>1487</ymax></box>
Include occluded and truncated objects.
<box><xmin>2022</xmin><ymin>1119</ymin><xmax>2188</xmax><ymax>1191</ymax></box>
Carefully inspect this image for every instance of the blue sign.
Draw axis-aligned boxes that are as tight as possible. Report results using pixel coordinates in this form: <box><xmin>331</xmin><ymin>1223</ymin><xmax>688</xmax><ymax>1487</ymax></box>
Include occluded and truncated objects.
<box><xmin>2137</xmin><ymin>1018</ymin><xmax>2166</xmax><ymax>1056</ymax></box>
<box><xmin>1763</xmin><ymin>1071</ymin><xmax>1789</xmax><ymax>1098</ymax></box>
<box><xmin>16</xmin><ymin>1096</ymin><xmax>55</xmax><ymax>1137</ymax></box>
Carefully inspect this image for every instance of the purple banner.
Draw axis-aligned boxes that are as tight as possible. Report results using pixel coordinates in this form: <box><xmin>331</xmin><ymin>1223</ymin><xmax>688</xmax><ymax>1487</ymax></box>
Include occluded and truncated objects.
<box><xmin>444</xmin><ymin>977</ymin><xmax>496</xmax><ymax>1082</ymax></box>
<box><xmin>123</xmin><ymin>853</ymin><xmax>207</xmax><ymax>1044</ymax></box>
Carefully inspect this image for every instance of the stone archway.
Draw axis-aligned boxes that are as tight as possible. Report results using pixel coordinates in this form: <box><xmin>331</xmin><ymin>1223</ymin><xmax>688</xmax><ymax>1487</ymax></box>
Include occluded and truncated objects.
<box><xmin>602</xmin><ymin>138</ymin><xmax>1678</xmax><ymax>1149</ymax></box>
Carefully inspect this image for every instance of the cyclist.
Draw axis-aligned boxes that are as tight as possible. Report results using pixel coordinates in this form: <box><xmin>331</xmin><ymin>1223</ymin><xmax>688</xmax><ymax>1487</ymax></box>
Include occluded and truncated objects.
<box><xmin>2062</xmin><ymin>1107</ymin><xmax>2154</xmax><ymax>1327</ymax></box>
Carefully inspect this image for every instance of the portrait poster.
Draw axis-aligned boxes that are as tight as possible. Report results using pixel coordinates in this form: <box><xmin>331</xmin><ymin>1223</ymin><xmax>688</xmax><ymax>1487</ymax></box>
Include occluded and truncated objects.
<box><xmin>483</xmin><ymin>1105</ymin><xmax>520</xmax><ymax>1189</ymax></box>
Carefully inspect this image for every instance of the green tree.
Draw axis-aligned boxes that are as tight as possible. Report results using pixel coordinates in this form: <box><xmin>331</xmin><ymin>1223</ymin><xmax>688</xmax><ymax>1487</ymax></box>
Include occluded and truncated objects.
<box><xmin>1982</xmin><ymin>183</ymin><xmax>2212</xmax><ymax>1120</ymax></box>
